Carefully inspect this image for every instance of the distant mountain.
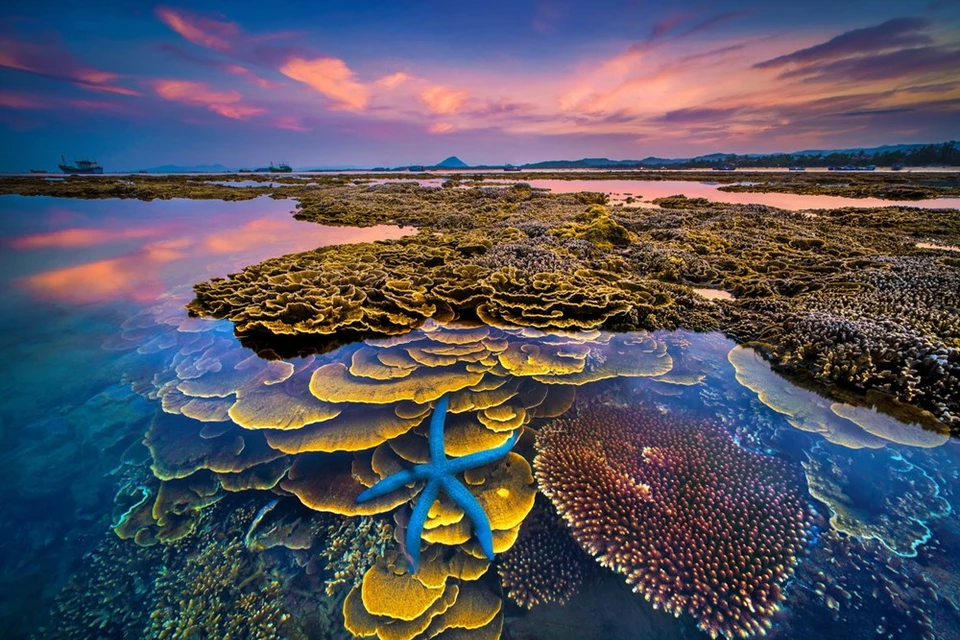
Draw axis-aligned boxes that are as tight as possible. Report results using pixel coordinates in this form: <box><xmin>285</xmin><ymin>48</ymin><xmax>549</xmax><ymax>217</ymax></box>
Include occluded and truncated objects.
<box><xmin>434</xmin><ymin>156</ymin><xmax>468</xmax><ymax>169</ymax></box>
<box><xmin>513</xmin><ymin>140</ymin><xmax>960</xmax><ymax>170</ymax></box>
<box><xmin>141</xmin><ymin>163</ymin><xmax>233</xmax><ymax>173</ymax></box>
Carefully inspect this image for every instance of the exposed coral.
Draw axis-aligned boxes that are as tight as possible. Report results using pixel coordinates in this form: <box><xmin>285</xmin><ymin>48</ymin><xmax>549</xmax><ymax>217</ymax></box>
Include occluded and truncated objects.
<box><xmin>535</xmin><ymin>402</ymin><xmax>812</xmax><ymax>638</ymax></box>
<box><xmin>728</xmin><ymin>345</ymin><xmax>949</xmax><ymax>449</ymax></box>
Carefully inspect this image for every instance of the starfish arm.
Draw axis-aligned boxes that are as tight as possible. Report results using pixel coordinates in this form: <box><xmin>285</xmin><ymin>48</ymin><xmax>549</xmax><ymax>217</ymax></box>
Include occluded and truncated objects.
<box><xmin>441</xmin><ymin>474</ymin><xmax>495</xmax><ymax>561</ymax></box>
<box><xmin>407</xmin><ymin>479</ymin><xmax>440</xmax><ymax>572</ymax></box>
<box><xmin>447</xmin><ymin>430</ymin><xmax>519</xmax><ymax>474</ymax></box>
<box><xmin>356</xmin><ymin>468</ymin><xmax>417</xmax><ymax>503</ymax></box>
<box><xmin>429</xmin><ymin>394</ymin><xmax>450</xmax><ymax>461</ymax></box>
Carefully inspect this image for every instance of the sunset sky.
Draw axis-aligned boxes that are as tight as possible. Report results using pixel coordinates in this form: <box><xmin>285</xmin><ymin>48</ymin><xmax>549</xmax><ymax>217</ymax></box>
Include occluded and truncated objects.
<box><xmin>1</xmin><ymin>0</ymin><xmax>959</xmax><ymax>170</ymax></box>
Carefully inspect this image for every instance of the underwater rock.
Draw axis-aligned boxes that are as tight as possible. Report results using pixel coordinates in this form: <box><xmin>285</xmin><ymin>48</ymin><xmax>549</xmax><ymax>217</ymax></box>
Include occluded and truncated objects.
<box><xmin>535</xmin><ymin>402</ymin><xmax>812</xmax><ymax>639</ymax></box>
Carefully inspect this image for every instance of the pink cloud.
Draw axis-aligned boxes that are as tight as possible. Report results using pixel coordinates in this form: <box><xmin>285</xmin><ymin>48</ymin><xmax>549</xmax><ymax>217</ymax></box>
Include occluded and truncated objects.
<box><xmin>224</xmin><ymin>64</ymin><xmax>281</xmax><ymax>89</ymax></box>
<box><xmin>280</xmin><ymin>57</ymin><xmax>368</xmax><ymax>111</ymax></box>
<box><xmin>376</xmin><ymin>72</ymin><xmax>410</xmax><ymax>89</ymax></box>
<box><xmin>273</xmin><ymin>115</ymin><xmax>308</xmax><ymax>131</ymax></box>
<box><xmin>428</xmin><ymin>122</ymin><xmax>454</xmax><ymax>134</ymax></box>
<box><xmin>0</xmin><ymin>91</ymin><xmax>47</xmax><ymax>109</ymax></box>
<box><xmin>155</xmin><ymin>7</ymin><xmax>237</xmax><ymax>52</ymax></box>
<box><xmin>0</xmin><ymin>36</ymin><xmax>140</xmax><ymax>96</ymax></box>
<box><xmin>153</xmin><ymin>79</ymin><xmax>262</xmax><ymax>120</ymax></box>
<box><xmin>420</xmin><ymin>85</ymin><xmax>468</xmax><ymax>114</ymax></box>
<box><xmin>208</xmin><ymin>103</ymin><xmax>266</xmax><ymax>119</ymax></box>
<box><xmin>154</xmin><ymin>79</ymin><xmax>242</xmax><ymax>103</ymax></box>
<box><xmin>11</xmin><ymin>226</ymin><xmax>165</xmax><ymax>249</ymax></box>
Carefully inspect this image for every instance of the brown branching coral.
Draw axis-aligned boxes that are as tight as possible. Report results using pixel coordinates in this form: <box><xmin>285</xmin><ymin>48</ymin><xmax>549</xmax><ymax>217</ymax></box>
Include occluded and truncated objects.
<box><xmin>535</xmin><ymin>402</ymin><xmax>812</xmax><ymax>639</ymax></box>
<box><xmin>148</xmin><ymin>504</ymin><xmax>297</xmax><ymax>640</ymax></box>
<box><xmin>496</xmin><ymin>497</ymin><xmax>595</xmax><ymax>609</ymax></box>
<box><xmin>321</xmin><ymin>515</ymin><xmax>395</xmax><ymax>596</ymax></box>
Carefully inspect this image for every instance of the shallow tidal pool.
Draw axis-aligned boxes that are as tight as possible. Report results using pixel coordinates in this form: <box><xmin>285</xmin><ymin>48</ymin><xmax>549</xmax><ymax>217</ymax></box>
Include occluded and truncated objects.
<box><xmin>0</xmin><ymin>195</ymin><xmax>957</xmax><ymax>640</ymax></box>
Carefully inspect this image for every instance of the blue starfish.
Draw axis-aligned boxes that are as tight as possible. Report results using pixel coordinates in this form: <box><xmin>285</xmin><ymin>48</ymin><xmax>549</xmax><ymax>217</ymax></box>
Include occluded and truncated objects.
<box><xmin>356</xmin><ymin>394</ymin><xmax>518</xmax><ymax>572</ymax></box>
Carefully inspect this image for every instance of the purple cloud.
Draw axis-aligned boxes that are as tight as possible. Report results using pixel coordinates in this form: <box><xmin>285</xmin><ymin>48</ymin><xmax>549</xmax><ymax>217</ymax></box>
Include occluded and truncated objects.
<box><xmin>781</xmin><ymin>46</ymin><xmax>960</xmax><ymax>83</ymax></box>
<box><xmin>755</xmin><ymin>17</ymin><xmax>932</xmax><ymax>69</ymax></box>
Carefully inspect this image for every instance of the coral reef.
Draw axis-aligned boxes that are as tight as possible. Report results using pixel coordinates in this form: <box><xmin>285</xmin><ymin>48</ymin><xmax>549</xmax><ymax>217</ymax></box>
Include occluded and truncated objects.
<box><xmin>535</xmin><ymin>402</ymin><xmax>812</xmax><ymax>638</ymax></box>
<box><xmin>321</xmin><ymin>515</ymin><xmax>396</xmax><ymax>596</ymax></box>
<box><xmin>356</xmin><ymin>395</ymin><xmax>527</xmax><ymax>570</ymax></box>
<box><xmin>177</xmin><ymin>176</ymin><xmax>960</xmax><ymax>429</ymax></box>
<box><xmin>728</xmin><ymin>345</ymin><xmax>949</xmax><ymax>449</ymax></box>
<box><xmin>784</xmin><ymin>524</ymin><xmax>955</xmax><ymax>640</ymax></box>
<box><xmin>497</xmin><ymin>497</ymin><xmax>596</xmax><ymax>609</ymax></box>
<box><xmin>342</xmin><ymin>550</ymin><xmax>503</xmax><ymax>640</ymax></box>
<box><xmin>31</xmin><ymin>534</ymin><xmax>162</xmax><ymax>639</ymax></box>
<box><xmin>802</xmin><ymin>441</ymin><xmax>951</xmax><ymax>557</ymax></box>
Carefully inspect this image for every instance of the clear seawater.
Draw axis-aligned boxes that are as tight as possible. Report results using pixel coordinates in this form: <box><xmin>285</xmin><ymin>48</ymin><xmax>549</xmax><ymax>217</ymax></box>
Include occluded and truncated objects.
<box><xmin>0</xmin><ymin>195</ymin><xmax>957</xmax><ymax>640</ymax></box>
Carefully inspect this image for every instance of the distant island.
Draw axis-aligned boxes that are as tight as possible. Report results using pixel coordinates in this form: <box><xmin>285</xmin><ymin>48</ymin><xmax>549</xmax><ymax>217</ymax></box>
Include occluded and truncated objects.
<box><xmin>108</xmin><ymin>141</ymin><xmax>959</xmax><ymax>175</ymax></box>
<box><xmin>379</xmin><ymin>141</ymin><xmax>960</xmax><ymax>172</ymax></box>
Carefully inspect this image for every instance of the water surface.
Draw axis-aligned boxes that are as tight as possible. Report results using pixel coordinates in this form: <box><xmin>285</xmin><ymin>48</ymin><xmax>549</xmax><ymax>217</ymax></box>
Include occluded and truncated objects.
<box><xmin>524</xmin><ymin>179</ymin><xmax>960</xmax><ymax>210</ymax></box>
<box><xmin>0</xmin><ymin>194</ymin><xmax>957</xmax><ymax>640</ymax></box>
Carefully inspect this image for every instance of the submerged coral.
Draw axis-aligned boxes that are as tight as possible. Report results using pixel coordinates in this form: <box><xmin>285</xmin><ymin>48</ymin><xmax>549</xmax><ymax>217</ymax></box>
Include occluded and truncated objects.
<box><xmin>356</xmin><ymin>395</ymin><xmax>527</xmax><ymax>570</ymax></box>
<box><xmin>802</xmin><ymin>441</ymin><xmax>951</xmax><ymax>557</ymax></box>
<box><xmin>321</xmin><ymin>515</ymin><xmax>395</xmax><ymax>596</ymax></box>
<box><xmin>497</xmin><ymin>497</ymin><xmax>595</xmax><ymax>609</ymax></box>
<box><xmin>535</xmin><ymin>402</ymin><xmax>812</xmax><ymax>639</ymax></box>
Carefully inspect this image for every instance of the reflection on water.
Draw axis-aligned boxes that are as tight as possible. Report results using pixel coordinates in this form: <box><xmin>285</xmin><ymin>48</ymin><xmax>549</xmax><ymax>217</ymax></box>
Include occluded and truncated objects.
<box><xmin>0</xmin><ymin>195</ymin><xmax>958</xmax><ymax>640</ymax></box>
<box><xmin>524</xmin><ymin>179</ymin><xmax>960</xmax><ymax>210</ymax></box>
<box><xmin>1</xmin><ymin>196</ymin><xmax>412</xmax><ymax>304</ymax></box>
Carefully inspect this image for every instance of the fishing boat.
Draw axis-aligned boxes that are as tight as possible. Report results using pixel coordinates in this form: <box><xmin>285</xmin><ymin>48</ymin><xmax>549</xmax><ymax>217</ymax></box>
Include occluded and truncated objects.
<box><xmin>503</xmin><ymin>165</ymin><xmax>522</xmax><ymax>172</ymax></box>
<box><xmin>58</xmin><ymin>156</ymin><xmax>103</xmax><ymax>174</ymax></box>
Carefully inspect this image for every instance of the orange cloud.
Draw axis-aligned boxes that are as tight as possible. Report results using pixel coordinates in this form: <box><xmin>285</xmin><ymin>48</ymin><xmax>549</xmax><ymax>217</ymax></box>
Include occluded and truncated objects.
<box><xmin>420</xmin><ymin>85</ymin><xmax>468</xmax><ymax>114</ymax></box>
<box><xmin>0</xmin><ymin>37</ymin><xmax>140</xmax><ymax>96</ymax></box>
<box><xmin>156</xmin><ymin>7</ymin><xmax>237</xmax><ymax>52</ymax></box>
<box><xmin>11</xmin><ymin>226</ymin><xmax>163</xmax><ymax>249</ymax></box>
<box><xmin>25</xmin><ymin>258</ymin><xmax>165</xmax><ymax>303</ymax></box>
<box><xmin>376</xmin><ymin>72</ymin><xmax>410</xmax><ymax>89</ymax></box>
<box><xmin>280</xmin><ymin>57</ymin><xmax>368</xmax><ymax>111</ymax></box>
<box><xmin>154</xmin><ymin>79</ymin><xmax>241</xmax><ymax>104</ymax></box>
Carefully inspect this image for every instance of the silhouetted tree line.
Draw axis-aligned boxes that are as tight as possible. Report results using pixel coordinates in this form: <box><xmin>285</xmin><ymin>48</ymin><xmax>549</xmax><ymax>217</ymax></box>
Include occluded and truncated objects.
<box><xmin>675</xmin><ymin>142</ymin><xmax>960</xmax><ymax>169</ymax></box>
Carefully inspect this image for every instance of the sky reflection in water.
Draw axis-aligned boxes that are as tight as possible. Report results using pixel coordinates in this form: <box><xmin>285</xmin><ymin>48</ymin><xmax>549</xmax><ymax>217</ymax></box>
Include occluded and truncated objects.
<box><xmin>0</xmin><ymin>195</ymin><xmax>411</xmax><ymax>304</ymax></box>
<box><xmin>524</xmin><ymin>179</ymin><xmax>960</xmax><ymax>211</ymax></box>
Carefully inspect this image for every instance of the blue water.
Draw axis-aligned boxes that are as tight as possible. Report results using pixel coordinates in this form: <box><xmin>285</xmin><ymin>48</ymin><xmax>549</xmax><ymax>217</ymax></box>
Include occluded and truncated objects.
<box><xmin>0</xmin><ymin>195</ymin><xmax>957</xmax><ymax>639</ymax></box>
